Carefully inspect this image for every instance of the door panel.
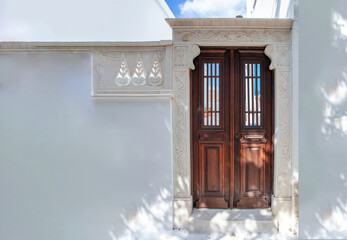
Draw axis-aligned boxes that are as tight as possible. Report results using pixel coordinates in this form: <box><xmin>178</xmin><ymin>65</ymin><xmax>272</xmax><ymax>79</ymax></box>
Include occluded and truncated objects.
<box><xmin>192</xmin><ymin>50</ymin><xmax>230</xmax><ymax>208</ymax></box>
<box><xmin>243</xmin><ymin>144</ymin><xmax>263</xmax><ymax>193</ymax></box>
<box><xmin>234</xmin><ymin>50</ymin><xmax>273</xmax><ymax>208</ymax></box>
<box><xmin>201</xmin><ymin>144</ymin><xmax>223</xmax><ymax>194</ymax></box>
<box><xmin>197</xmin><ymin>143</ymin><xmax>228</xmax><ymax>208</ymax></box>
<box><xmin>192</xmin><ymin>48</ymin><xmax>273</xmax><ymax>209</ymax></box>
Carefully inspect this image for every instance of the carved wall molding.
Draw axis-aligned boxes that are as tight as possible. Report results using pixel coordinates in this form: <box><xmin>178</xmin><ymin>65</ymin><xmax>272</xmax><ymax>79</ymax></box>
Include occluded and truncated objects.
<box><xmin>174</xmin><ymin>30</ymin><xmax>291</xmax><ymax>44</ymax></box>
<box><xmin>172</xmin><ymin>45</ymin><xmax>200</xmax><ymax>199</ymax></box>
<box><xmin>265</xmin><ymin>44</ymin><xmax>292</xmax><ymax>198</ymax></box>
<box><xmin>275</xmin><ymin>70</ymin><xmax>292</xmax><ymax>197</ymax></box>
<box><xmin>173</xmin><ymin>69</ymin><xmax>189</xmax><ymax>197</ymax></box>
<box><xmin>92</xmin><ymin>45</ymin><xmax>172</xmax><ymax>96</ymax></box>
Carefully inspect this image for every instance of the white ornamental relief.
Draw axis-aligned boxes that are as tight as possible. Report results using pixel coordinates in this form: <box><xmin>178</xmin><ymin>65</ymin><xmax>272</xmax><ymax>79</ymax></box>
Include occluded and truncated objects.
<box><xmin>115</xmin><ymin>53</ymin><xmax>131</xmax><ymax>86</ymax></box>
<box><xmin>173</xmin><ymin>70</ymin><xmax>189</xmax><ymax>196</ymax></box>
<box><xmin>175</xmin><ymin>30</ymin><xmax>290</xmax><ymax>44</ymax></box>
<box><xmin>189</xmin><ymin>45</ymin><xmax>200</xmax><ymax>70</ymax></box>
<box><xmin>148</xmin><ymin>52</ymin><xmax>163</xmax><ymax>86</ymax></box>
<box><xmin>95</xmin><ymin>54</ymin><xmax>112</xmax><ymax>87</ymax></box>
<box><xmin>276</xmin><ymin>46</ymin><xmax>291</xmax><ymax>68</ymax></box>
<box><xmin>132</xmin><ymin>53</ymin><xmax>146</xmax><ymax>86</ymax></box>
<box><xmin>277</xmin><ymin>70</ymin><xmax>291</xmax><ymax>197</ymax></box>
<box><xmin>174</xmin><ymin>46</ymin><xmax>188</xmax><ymax>68</ymax></box>
<box><xmin>265</xmin><ymin>45</ymin><xmax>291</xmax><ymax>70</ymax></box>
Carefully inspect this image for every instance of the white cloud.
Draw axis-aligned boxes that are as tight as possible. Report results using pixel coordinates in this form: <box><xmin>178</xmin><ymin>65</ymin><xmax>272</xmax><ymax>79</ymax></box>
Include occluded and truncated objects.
<box><xmin>179</xmin><ymin>0</ymin><xmax>246</xmax><ymax>18</ymax></box>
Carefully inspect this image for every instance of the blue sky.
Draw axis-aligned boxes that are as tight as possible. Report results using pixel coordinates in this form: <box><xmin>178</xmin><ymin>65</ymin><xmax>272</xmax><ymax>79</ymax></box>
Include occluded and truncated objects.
<box><xmin>164</xmin><ymin>0</ymin><xmax>246</xmax><ymax>18</ymax></box>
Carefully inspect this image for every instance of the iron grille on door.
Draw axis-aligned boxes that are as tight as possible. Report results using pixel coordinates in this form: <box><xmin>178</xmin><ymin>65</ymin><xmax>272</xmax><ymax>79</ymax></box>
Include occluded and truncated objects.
<box><xmin>203</xmin><ymin>63</ymin><xmax>220</xmax><ymax>127</ymax></box>
<box><xmin>243</xmin><ymin>63</ymin><xmax>263</xmax><ymax>128</ymax></box>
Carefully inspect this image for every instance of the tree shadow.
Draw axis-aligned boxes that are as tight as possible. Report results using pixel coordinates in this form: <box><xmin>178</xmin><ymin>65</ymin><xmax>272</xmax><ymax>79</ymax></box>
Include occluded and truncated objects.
<box><xmin>299</xmin><ymin>0</ymin><xmax>347</xmax><ymax>238</ymax></box>
<box><xmin>109</xmin><ymin>186</ymin><xmax>188</xmax><ymax>240</ymax></box>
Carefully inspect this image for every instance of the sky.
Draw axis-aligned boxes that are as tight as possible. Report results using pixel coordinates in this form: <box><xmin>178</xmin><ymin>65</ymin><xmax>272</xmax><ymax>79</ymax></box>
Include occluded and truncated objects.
<box><xmin>164</xmin><ymin>0</ymin><xmax>246</xmax><ymax>18</ymax></box>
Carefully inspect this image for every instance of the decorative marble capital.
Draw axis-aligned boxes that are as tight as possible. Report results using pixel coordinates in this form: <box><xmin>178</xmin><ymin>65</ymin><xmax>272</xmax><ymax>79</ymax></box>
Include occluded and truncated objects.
<box><xmin>173</xmin><ymin>44</ymin><xmax>200</xmax><ymax>70</ymax></box>
<box><xmin>265</xmin><ymin>44</ymin><xmax>291</xmax><ymax>70</ymax></box>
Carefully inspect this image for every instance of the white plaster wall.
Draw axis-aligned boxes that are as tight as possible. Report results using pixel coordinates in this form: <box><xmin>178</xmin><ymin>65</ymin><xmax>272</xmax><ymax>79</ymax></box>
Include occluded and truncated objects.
<box><xmin>247</xmin><ymin>0</ymin><xmax>294</xmax><ymax>18</ymax></box>
<box><xmin>0</xmin><ymin>52</ymin><xmax>173</xmax><ymax>240</ymax></box>
<box><xmin>0</xmin><ymin>0</ymin><xmax>173</xmax><ymax>41</ymax></box>
<box><xmin>299</xmin><ymin>0</ymin><xmax>347</xmax><ymax>238</ymax></box>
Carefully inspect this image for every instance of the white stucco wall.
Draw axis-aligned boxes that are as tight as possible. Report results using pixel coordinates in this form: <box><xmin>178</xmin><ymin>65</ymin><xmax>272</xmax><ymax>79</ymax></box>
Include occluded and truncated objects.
<box><xmin>247</xmin><ymin>0</ymin><xmax>294</xmax><ymax>18</ymax></box>
<box><xmin>299</xmin><ymin>0</ymin><xmax>347</xmax><ymax>238</ymax></box>
<box><xmin>0</xmin><ymin>52</ymin><xmax>173</xmax><ymax>240</ymax></box>
<box><xmin>0</xmin><ymin>0</ymin><xmax>174</xmax><ymax>41</ymax></box>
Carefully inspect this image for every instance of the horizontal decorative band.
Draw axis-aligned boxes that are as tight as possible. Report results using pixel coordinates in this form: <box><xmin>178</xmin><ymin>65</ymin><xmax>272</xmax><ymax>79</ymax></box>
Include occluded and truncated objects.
<box><xmin>92</xmin><ymin>46</ymin><xmax>172</xmax><ymax>96</ymax></box>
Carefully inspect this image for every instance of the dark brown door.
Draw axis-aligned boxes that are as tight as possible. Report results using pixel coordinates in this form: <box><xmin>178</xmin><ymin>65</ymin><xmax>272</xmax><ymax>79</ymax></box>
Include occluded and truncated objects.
<box><xmin>192</xmin><ymin>49</ymin><xmax>273</xmax><ymax>209</ymax></box>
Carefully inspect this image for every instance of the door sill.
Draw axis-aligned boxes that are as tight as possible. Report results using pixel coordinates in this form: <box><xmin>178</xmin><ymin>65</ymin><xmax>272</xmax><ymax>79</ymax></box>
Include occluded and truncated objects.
<box><xmin>187</xmin><ymin>208</ymin><xmax>278</xmax><ymax>234</ymax></box>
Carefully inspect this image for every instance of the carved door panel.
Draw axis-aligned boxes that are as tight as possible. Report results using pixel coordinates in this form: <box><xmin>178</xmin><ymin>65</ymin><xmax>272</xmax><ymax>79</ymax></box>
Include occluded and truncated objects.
<box><xmin>192</xmin><ymin>48</ymin><xmax>273</xmax><ymax>209</ymax></box>
<box><xmin>192</xmin><ymin>50</ymin><xmax>230</xmax><ymax>208</ymax></box>
<box><xmin>234</xmin><ymin>50</ymin><xmax>273</xmax><ymax>208</ymax></box>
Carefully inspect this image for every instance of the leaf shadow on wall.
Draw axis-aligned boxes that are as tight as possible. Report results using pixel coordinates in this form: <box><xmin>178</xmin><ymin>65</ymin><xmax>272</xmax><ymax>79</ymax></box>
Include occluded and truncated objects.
<box><xmin>300</xmin><ymin>0</ymin><xmax>347</xmax><ymax>238</ymax></box>
<box><xmin>110</xmin><ymin>152</ymin><xmax>294</xmax><ymax>239</ymax></box>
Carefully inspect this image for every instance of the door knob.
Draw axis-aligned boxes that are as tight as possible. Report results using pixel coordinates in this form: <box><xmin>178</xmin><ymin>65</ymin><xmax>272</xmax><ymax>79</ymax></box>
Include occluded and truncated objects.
<box><xmin>234</xmin><ymin>133</ymin><xmax>240</xmax><ymax>140</ymax></box>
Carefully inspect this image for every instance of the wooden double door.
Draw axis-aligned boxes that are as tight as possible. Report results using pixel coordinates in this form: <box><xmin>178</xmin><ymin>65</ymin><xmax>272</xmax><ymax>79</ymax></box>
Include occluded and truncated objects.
<box><xmin>192</xmin><ymin>48</ymin><xmax>273</xmax><ymax>209</ymax></box>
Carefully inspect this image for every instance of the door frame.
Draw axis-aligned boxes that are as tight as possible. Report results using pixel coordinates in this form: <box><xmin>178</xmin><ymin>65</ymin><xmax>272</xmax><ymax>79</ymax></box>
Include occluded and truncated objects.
<box><xmin>167</xmin><ymin>18</ymin><xmax>294</xmax><ymax>232</ymax></box>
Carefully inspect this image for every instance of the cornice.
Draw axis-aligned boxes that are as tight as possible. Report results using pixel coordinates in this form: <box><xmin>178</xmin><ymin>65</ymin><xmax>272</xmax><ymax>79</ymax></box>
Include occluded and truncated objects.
<box><xmin>166</xmin><ymin>18</ymin><xmax>293</xmax><ymax>30</ymax></box>
<box><xmin>0</xmin><ymin>40</ymin><xmax>173</xmax><ymax>51</ymax></box>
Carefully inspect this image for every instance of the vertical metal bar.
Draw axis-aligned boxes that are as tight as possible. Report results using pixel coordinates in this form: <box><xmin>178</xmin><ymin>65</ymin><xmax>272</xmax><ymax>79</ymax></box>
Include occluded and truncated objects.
<box><xmin>204</xmin><ymin>63</ymin><xmax>207</xmax><ymax>126</ymax></box>
<box><xmin>216</xmin><ymin>62</ymin><xmax>219</xmax><ymax>126</ymax></box>
<box><xmin>258</xmin><ymin>77</ymin><xmax>261</xmax><ymax>126</ymax></box>
<box><xmin>254</xmin><ymin>64</ymin><xmax>257</xmax><ymax>125</ymax></box>
<box><xmin>244</xmin><ymin>63</ymin><xmax>249</xmax><ymax>126</ymax></box>
<box><xmin>249</xmin><ymin>64</ymin><xmax>253</xmax><ymax>126</ymax></box>
<box><xmin>204</xmin><ymin>77</ymin><xmax>207</xmax><ymax>126</ymax></box>
<box><xmin>208</xmin><ymin>63</ymin><xmax>211</xmax><ymax>125</ymax></box>
<box><xmin>257</xmin><ymin>64</ymin><xmax>261</xmax><ymax>126</ymax></box>
<box><xmin>212</xmin><ymin>63</ymin><xmax>215</xmax><ymax>125</ymax></box>
<box><xmin>252</xmin><ymin>64</ymin><xmax>255</xmax><ymax>125</ymax></box>
<box><xmin>217</xmin><ymin>63</ymin><xmax>219</xmax><ymax>112</ymax></box>
<box><xmin>213</xmin><ymin>64</ymin><xmax>217</xmax><ymax>125</ymax></box>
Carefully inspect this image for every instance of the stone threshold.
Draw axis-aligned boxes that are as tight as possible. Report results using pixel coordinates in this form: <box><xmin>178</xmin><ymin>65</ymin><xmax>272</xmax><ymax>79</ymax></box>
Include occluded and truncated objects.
<box><xmin>187</xmin><ymin>208</ymin><xmax>278</xmax><ymax>234</ymax></box>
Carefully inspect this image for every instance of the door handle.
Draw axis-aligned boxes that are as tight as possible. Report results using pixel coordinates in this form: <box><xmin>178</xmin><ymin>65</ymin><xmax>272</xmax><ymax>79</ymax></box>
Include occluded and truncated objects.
<box><xmin>244</xmin><ymin>134</ymin><xmax>263</xmax><ymax>139</ymax></box>
<box><xmin>234</xmin><ymin>133</ymin><xmax>240</xmax><ymax>140</ymax></box>
<box><xmin>199</xmin><ymin>133</ymin><xmax>207</xmax><ymax>139</ymax></box>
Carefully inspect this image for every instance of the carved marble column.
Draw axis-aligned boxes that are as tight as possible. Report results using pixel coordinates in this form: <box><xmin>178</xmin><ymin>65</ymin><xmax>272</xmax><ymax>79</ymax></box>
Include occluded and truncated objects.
<box><xmin>172</xmin><ymin>44</ymin><xmax>200</xmax><ymax>228</ymax></box>
<box><xmin>265</xmin><ymin>44</ymin><xmax>293</xmax><ymax>232</ymax></box>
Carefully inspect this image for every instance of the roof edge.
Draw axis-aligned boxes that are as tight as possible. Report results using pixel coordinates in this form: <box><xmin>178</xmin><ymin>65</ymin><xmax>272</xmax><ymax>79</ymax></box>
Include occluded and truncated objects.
<box><xmin>166</xmin><ymin>18</ymin><xmax>293</xmax><ymax>29</ymax></box>
<box><xmin>0</xmin><ymin>40</ymin><xmax>173</xmax><ymax>50</ymax></box>
<box><xmin>156</xmin><ymin>0</ymin><xmax>175</xmax><ymax>18</ymax></box>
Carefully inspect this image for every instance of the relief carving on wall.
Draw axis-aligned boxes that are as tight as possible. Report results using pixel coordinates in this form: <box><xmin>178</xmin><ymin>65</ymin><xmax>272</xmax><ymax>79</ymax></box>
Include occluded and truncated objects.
<box><xmin>174</xmin><ymin>45</ymin><xmax>200</xmax><ymax>70</ymax></box>
<box><xmin>265</xmin><ymin>45</ymin><xmax>292</xmax><ymax>198</ymax></box>
<box><xmin>147</xmin><ymin>53</ymin><xmax>164</xmax><ymax>86</ymax></box>
<box><xmin>172</xmin><ymin>44</ymin><xmax>200</xmax><ymax>197</ymax></box>
<box><xmin>115</xmin><ymin>53</ymin><xmax>132</xmax><ymax>86</ymax></box>
<box><xmin>174</xmin><ymin>46</ymin><xmax>188</xmax><ymax>68</ymax></box>
<box><xmin>131</xmin><ymin>53</ymin><xmax>147</xmax><ymax>86</ymax></box>
<box><xmin>265</xmin><ymin>44</ymin><xmax>291</xmax><ymax>70</ymax></box>
<box><xmin>173</xmin><ymin>70</ymin><xmax>189</xmax><ymax>197</ymax></box>
<box><xmin>277</xmin><ymin>70</ymin><xmax>291</xmax><ymax>197</ymax></box>
<box><xmin>175</xmin><ymin>30</ymin><xmax>290</xmax><ymax>44</ymax></box>
<box><xmin>93</xmin><ymin>48</ymin><xmax>168</xmax><ymax>95</ymax></box>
